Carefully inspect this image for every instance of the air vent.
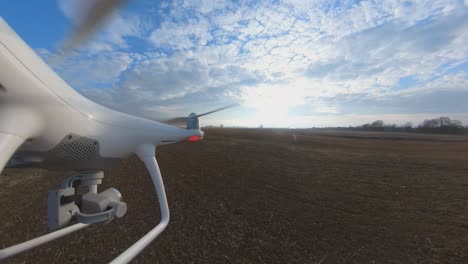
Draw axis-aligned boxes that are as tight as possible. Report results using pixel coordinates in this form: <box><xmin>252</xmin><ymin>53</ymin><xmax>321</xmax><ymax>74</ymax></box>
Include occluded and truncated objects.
<box><xmin>50</xmin><ymin>134</ymin><xmax>99</xmax><ymax>164</ymax></box>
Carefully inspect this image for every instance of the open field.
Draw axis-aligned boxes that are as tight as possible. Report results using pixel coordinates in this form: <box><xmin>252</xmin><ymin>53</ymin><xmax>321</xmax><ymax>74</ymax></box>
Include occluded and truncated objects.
<box><xmin>2</xmin><ymin>128</ymin><xmax>468</xmax><ymax>263</ymax></box>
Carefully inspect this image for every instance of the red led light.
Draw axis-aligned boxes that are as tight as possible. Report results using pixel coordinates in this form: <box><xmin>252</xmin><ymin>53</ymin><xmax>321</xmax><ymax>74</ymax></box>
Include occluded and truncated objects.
<box><xmin>187</xmin><ymin>135</ymin><xmax>202</xmax><ymax>142</ymax></box>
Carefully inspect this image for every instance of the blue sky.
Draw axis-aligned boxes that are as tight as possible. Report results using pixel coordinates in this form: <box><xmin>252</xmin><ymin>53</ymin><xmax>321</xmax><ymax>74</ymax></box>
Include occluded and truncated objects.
<box><xmin>1</xmin><ymin>0</ymin><xmax>467</xmax><ymax>127</ymax></box>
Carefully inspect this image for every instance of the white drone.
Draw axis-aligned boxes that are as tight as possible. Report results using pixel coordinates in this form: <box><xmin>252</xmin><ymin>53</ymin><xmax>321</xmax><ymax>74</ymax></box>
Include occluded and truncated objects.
<box><xmin>0</xmin><ymin>1</ymin><xmax>234</xmax><ymax>262</ymax></box>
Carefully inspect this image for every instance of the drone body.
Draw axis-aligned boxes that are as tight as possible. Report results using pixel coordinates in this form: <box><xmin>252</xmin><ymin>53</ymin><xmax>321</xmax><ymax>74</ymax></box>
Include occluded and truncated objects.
<box><xmin>0</xmin><ymin>18</ymin><xmax>203</xmax><ymax>171</ymax></box>
<box><xmin>0</xmin><ymin>16</ymin><xmax>209</xmax><ymax>263</ymax></box>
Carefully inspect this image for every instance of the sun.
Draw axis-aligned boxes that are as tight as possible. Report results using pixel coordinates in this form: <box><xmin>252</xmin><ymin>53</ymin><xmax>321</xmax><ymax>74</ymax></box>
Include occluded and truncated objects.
<box><xmin>240</xmin><ymin>84</ymin><xmax>305</xmax><ymax>126</ymax></box>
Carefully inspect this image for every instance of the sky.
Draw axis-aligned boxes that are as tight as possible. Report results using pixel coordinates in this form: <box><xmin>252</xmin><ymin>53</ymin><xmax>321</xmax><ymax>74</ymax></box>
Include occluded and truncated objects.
<box><xmin>1</xmin><ymin>0</ymin><xmax>467</xmax><ymax>128</ymax></box>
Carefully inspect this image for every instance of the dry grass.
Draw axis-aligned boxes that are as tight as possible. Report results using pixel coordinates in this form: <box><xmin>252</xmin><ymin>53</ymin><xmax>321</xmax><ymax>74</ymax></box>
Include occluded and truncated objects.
<box><xmin>1</xmin><ymin>128</ymin><xmax>468</xmax><ymax>263</ymax></box>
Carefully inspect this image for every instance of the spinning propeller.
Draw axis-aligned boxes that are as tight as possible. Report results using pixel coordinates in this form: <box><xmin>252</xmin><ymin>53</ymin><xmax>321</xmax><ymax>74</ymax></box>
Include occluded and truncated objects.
<box><xmin>161</xmin><ymin>103</ymin><xmax>239</xmax><ymax>129</ymax></box>
<box><xmin>61</xmin><ymin>0</ymin><xmax>129</xmax><ymax>52</ymax></box>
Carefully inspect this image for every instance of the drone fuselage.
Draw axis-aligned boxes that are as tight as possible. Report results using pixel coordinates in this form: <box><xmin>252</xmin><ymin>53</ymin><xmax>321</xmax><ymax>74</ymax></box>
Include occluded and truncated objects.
<box><xmin>0</xmin><ymin>17</ymin><xmax>203</xmax><ymax>171</ymax></box>
<box><xmin>0</xmin><ymin>10</ymin><xmax>209</xmax><ymax>262</ymax></box>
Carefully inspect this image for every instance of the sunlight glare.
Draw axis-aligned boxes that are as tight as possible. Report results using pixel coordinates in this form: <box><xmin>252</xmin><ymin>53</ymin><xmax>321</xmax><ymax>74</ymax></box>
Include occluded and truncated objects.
<box><xmin>240</xmin><ymin>84</ymin><xmax>306</xmax><ymax>126</ymax></box>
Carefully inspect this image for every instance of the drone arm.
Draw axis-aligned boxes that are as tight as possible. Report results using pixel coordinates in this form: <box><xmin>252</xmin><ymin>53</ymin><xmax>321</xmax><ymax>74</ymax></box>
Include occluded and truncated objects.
<box><xmin>110</xmin><ymin>144</ymin><xmax>169</xmax><ymax>264</ymax></box>
<box><xmin>0</xmin><ymin>106</ymin><xmax>44</xmax><ymax>173</ymax></box>
<box><xmin>0</xmin><ymin>133</ymin><xmax>25</xmax><ymax>173</ymax></box>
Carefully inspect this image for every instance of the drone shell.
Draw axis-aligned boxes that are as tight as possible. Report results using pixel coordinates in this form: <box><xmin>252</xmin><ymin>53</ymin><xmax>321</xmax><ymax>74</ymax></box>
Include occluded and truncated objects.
<box><xmin>0</xmin><ymin>17</ymin><xmax>202</xmax><ymax>170</ymax></box>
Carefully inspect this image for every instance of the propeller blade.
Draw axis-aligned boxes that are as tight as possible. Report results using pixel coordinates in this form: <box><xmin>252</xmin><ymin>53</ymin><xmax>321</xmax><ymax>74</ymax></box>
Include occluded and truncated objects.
<box><xmin>61</xmin><ymin>0</ymin><xmax>128</xmax><ymax>52</ymax></box>
<box><xmin>159</xmin><ymin>117</ymin><xmax>187</xmax><ymax>127</ymax></box>
<box><xmin>158</xmin><ymin>103</ymin><xmax>239</xmax><ymax>128</ymax></box>
<box><xmin>195</xmin><ymin>103</ymin><xmax>239</xmax><ymax>118</ymax></box>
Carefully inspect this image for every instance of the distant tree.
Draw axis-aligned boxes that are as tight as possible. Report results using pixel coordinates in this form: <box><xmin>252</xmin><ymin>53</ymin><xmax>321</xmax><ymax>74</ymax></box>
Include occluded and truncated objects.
<box><xmin>348</xmin><ymin>117</ymin><xmax>466</xmax><ymax>134</ymax></box>
<box><xmin>439</xmin><ymin>116</ymin><xmax>451</xmax><ymax>127</ymax></box>
<box><xmin>402</xmin><ymin>122</ymin><xmax>413</xmax><ymax>132</ymax></box>
<box><xmin>357</xmin><ymin>120</ymin><xmax>385</xmax><ymax>131</ymax></box>
<box><xmin>383</xmin><ymin>123</ymin><xmax>397</xmax><ymax>132</ymax></box>
<box><xmin>451</xmin><ymin>119</ymin><xmax>462</xmax><ymax>127</ymax></box>
<box><xmin>361</xmin><ymin>120</ymin><xmax>384</xmax><ymax>131</ymax></box>
<box><xmin>403</xmin><ymin>122</ymin><xmax>413</xmax><ymax>128</ymax></box>
<box><xmin>418</xmin><ymin>116</ymin><xmax>464</xmax><ymax>134</ymax></box>
<box><xmin>371</xmin><ymin>120</ymin><xmax>384</xmax><ymax>128</ymax></box>
<box><xmin>421</xmin><ymin>118</ymin><xmax>441</xmax><ymax>128</ymax></box>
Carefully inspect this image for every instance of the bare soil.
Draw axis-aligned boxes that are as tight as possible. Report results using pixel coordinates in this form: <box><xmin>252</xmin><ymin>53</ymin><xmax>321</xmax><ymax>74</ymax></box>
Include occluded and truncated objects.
<box><xmin>1</xmin><ymin>128</ymin><xmax>468</xmax><ymax>263</ymax></box>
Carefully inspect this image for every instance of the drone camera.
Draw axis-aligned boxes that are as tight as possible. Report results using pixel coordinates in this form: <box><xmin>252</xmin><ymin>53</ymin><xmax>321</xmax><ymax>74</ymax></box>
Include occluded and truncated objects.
<box><xmin>81</xmin><ymin>188</ymin><xmax>127</xmax><ymax>218</ymax></box>
<box><xmin>47</xmin><ymin>171</ymin><xmax>127</xmax><ymax>230</ymax></box>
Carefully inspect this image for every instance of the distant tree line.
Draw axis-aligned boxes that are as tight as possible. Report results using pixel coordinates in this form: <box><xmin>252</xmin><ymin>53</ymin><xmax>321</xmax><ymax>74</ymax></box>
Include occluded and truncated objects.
<box><xmin>333</xmin><ymin>117</ymin><xmax>468</xmax><ymax>135</ymax></box>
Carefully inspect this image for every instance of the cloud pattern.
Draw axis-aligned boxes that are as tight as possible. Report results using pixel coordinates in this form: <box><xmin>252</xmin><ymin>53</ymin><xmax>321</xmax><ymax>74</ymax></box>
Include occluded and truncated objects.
<box><xmin>46</xmin><ymin>0</ymin><xmax>468</xmax><ymax>127</ymax></box>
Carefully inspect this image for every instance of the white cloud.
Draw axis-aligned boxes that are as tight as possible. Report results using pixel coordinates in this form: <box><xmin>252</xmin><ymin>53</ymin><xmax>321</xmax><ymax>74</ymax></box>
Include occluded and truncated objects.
<box><xmin>51</xmin><ymin>0</ymin><xmax>468</xmax><ymax>126</ymax></box>
<box><xmin>391</xmin><ymin>72</ymin><xmax>468</xmax><ymax>97</ymax></box>
<box><xmin>44</xmin><ymin>51</ymin><xmax>136</xmax><ymax>89</ymax></box>
<box><xmin>149</xmin><ymin>17</ymin><xmax>212</xmax><ymax>50</ymax></box>
<box><xmin>182</xmin><ymin>0</ymin><xmax>231</xmax><ymax>14</ymax></box>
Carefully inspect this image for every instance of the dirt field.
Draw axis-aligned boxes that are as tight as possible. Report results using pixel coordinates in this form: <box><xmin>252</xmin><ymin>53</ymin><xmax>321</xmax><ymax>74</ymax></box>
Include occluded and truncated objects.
<box><xmin>2</xmin><ymin>128</ymin><xmax>468</xmax><ymax>263</ymax></box>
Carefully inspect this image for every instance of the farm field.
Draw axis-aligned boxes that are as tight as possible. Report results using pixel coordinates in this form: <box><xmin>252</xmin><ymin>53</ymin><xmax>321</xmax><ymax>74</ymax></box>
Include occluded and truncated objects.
<box><xmin>1</xmin><ymin>128</ymin><xmax>468</xmax><ymax>263</ymax></box>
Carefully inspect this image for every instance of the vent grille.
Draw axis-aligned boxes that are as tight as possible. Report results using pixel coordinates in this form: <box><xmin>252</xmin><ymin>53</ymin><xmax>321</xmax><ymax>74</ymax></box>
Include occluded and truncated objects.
<box><xmin>50</xmin><ymin>134</ymin><xmax>99</xmax><ymax>163</ymax></box>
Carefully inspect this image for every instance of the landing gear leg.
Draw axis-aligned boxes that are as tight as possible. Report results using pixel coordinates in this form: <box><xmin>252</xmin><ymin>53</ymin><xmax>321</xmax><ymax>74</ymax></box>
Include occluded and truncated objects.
<box><xmin>110</xmin><ymin>144</ymin><xmax>170</xmax><ymax>264</ymax></box>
